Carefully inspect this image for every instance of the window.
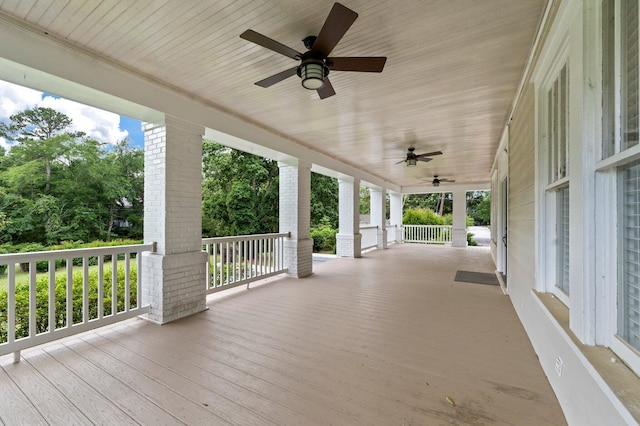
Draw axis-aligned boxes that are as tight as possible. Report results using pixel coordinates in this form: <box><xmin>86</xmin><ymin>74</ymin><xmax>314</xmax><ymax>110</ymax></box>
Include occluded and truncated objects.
<box><xmin>603</xmin><ymin>0</ymin><xmax>640</xmax><ymax>157</ymax></box>
<box><xmin>543</xmin><ymin>63</ymin><xmax>570</xmax><ymax>299</ymax></box>
<box><xmin>601</xmin><ymin>0</ymin><xmax>640</xmax><ymax>373</ymax></box>
<box><xmin>556</xmin><ymin>187</ymin><xmax>570</xmax><ymax>295</ymax></box>
<box><xmin>619</xmin><ymin>162</ymin><xmax>640</xmax><ymax>351</ymax></box>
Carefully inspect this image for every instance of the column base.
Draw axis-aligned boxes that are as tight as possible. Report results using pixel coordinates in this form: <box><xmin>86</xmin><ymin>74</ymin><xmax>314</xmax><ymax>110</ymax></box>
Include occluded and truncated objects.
<box><xmin>336</xmin><ymin>233</ymin><xmax>362</xmax><ymax>258</ymax></box>
<box><xmin>141</xmin><ymin>251</ymin><xmax>208</xmax><ymax>324</ymax></box>
<box><xmin>283</xmin><ymin>238</ymin><xmax>313</xmax><ymax>278</ymax></box>
<box><xmin>452</xmin><ymin>228</ymin><xmax>468</xmax><ymax>247</ymax></box>
<box><xmin>377</xmin><ymin>229</ymin><xmax>388</xmax><ymax>249</ymax></box>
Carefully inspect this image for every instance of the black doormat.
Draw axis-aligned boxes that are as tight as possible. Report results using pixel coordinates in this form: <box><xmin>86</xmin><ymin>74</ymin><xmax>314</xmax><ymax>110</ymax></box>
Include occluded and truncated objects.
<box><xmin>454</xmin><ymin>270</ymin><xmax>500</xmax><ymax>286</ymax></box>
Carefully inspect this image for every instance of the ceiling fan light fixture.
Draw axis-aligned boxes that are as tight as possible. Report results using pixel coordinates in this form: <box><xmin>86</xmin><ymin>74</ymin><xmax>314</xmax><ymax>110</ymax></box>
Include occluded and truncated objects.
<box><xmin>407</xmin><ymin>158</ymin><xmax>417</xmax><ymax>167</ymax></box>
<box><xmin>433</xmin><ymin>180</ymin><xmax>440</xmax><ymax>187</ymax></box>
<box><xmin>299</xmin><ymin>60</ymin><xmax>327</xmax><ymax>90</ymax></box>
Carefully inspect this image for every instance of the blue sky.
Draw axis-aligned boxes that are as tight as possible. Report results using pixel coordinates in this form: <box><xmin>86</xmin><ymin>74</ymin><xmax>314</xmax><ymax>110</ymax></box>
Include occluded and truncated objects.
<box><xmin>0</xmin><ymin>79</ymin><xmax>144</xmax><ymax>149</ymax></box>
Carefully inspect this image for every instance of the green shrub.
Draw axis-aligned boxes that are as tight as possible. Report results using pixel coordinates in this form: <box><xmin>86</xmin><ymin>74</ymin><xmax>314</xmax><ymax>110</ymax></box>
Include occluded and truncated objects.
<box><xmin>0</xmin><ymin>264</ymin><xmax>138</xmax><ymax>343</ymax></box>
<box><xmin>467</xmin><ymin>232</ymin><xmax>478</xmax><ymax>246</ymax></box>
<box><xmin>441</xmin><ymin>214</ymin><xmax>475</xmax><ymax>226</ymax></box>
<box><xmin>403</xmin><ymin>207</ymin><xmax>445</xmax><ymax>225</ymax></box>
<box><xmin>310</xmin><ymin>220</ymin><xmax>337</xmax><ymax>253</ymax></box>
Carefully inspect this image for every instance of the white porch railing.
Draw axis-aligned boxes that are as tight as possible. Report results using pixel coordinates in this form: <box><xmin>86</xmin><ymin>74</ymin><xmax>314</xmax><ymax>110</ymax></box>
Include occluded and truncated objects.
<box><xmin>403</xmin><ymin>224</ymin><xmax>453</xmax><ymax>244</ymax></box>
<box><xmin>360</xmin><ymin>225</ymin><xmax>379</xmax><ymax>251</ymax></box>
<box><xmin>202</xmin><ymin>232</ymin><xmax>289</xmax><ymax>294</ymax></box>
<box><xmin>387</xmin><ymin>224</ymin><xmax>398</xmax><ymax>244</ymax></box>
<box><xmin>0</xmin><ymin>243</ymin><xmax>154</xmax><ymax>359</ymax></box>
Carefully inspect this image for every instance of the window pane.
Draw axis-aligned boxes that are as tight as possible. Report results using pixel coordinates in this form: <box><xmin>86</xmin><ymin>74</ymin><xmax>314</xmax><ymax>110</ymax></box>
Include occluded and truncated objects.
<box><xmin>559</xmin><ymin>65</ymin><xmax>568</xmax><ymax>179</ymax></box>
<box><xmin>620</xmin><ymin>161</ymin><xmax>640</xmax><ymax>351</ymax></box>
<box><xmin>556</xmin><ymin>187</ymin><xmax>570</xmax><ymax>295</ymax></box>
<box><xmin>622</xmin><ymin>0</ymin><xmax>639</xmax><ymax>150</ymax></box>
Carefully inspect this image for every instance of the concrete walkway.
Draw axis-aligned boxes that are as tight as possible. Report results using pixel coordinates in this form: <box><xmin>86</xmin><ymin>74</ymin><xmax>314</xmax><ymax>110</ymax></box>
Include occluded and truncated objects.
<box><xmin>468</xmin><ymin>226</ymin><xmax>491</xmax><ymax>246</ymax></box>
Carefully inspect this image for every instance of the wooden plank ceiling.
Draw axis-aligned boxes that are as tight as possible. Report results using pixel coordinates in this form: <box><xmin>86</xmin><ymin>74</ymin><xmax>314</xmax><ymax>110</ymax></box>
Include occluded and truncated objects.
<box><xmin>0</xmin><ymin>0</ymin><xmax>545</xmax><ymax>189</ymax></box>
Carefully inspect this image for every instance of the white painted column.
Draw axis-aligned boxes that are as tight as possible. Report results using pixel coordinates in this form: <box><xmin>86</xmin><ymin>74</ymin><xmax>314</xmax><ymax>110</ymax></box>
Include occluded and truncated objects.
<box><xmin>451</xmin><ymin>189</ymin><xmax>468</xmax><ymax>247</ymax></box>
<box><xmin>389</xmin><ymin>191</ymin><xmax>403</xmax><ymax>243</ymax></box>
<box><xmin>370</xmin><ymin>187</ymin><xmax>388</xmax><ymax>249</ymax></box>
<box><xmin>141</xmin><ymin>116</ymin><xmax>208</xmax><ymax>324</ymax></box>
<box><xmin>336</xmin><ymin>177</ymin><xmax>362</xmax><ymax>258</ymax></box>
<box><xmin>279</xmin><ymin>160</ymin><xmax>313</xmax><ymax>278</ymax></box>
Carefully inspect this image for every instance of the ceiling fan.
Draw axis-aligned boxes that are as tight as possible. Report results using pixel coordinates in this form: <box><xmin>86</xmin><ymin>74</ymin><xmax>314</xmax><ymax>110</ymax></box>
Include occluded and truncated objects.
<box><xmin>239</xmin><ymin>2</ymin><xmax>387</xmax><ymax>99</ymax></box>
<box><xmin>395</xmin><ymin>147</ymin><xmax>443</xmax><ymax>166</ymax></box>
<box><xmin>431</xmin><ymin>175</ymin><xmax>455</xmax><ymax>187</ymax></box>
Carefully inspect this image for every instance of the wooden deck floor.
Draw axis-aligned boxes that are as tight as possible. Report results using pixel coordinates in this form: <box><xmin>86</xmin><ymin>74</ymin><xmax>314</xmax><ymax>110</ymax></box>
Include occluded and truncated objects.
<box><xmin>0</xmin><ymin>244</ymin><xmax>566</xmax><ymax>425</ymax></box>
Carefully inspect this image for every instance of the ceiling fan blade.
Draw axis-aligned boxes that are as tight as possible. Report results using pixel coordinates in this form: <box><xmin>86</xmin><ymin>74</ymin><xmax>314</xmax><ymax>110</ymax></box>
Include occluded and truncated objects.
<box><xmin>415</xmin><ymin>150</ymin><xmax>443</xmax><ymax>158</ymax></box>
<box><xmin>317</xmin><ymin>78</ymin><xmax>336</xmax><ymax>99</ymax></box>
<box><xmin>312</xmin><ymin>3</ymin><xmax>358</xmax><ymax>57</ymax></box>
<box><xmin>441</xmin><ymin>179</ymin><xmax>456</xmax><ymax>183</ymax></box>
<box><xmin>416</xmin><ymin>157</ymin><xmax>433</xmax><ymax>163</ymax></box>
<box><xmin>255</xmin><ymin>67</ymin><xmax>298</xmax><ymax>88</ymax></box>
<box><xmin>395</xmin><ymin>159</ymin><xmax>406</xmax><ymax>165</ymax></box>
<box><xmin>327</xmin><ymin>57</ymin><xmax>387</xmax><ymax>72</ymax></box>
<box><xmin>240</xmin><ymin>30</ymin><xmax>301</xmax><ymax>60</ymax></box>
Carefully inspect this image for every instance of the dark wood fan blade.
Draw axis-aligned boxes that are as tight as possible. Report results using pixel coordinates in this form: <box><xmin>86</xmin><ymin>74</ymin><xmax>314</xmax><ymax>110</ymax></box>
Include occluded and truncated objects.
<box><xmin>327</xmin><ymin>57</ymin><xmax>387</xmax><ymax>72</ymax></box>
<box><xmin>312</xmin><ymin>3</ymin><xmax>358</xmax><ymax>57</ymax></box>
<box><xmin>416</xmin><ymin>157</ymin><xmax>433</xmax><ymax>163</ymax></box>
<box><xmin>255</xmin><ymin>67</ymin><xmax>298</xmax><ymax>88</ymax></box>
<box><xmin>317</xmin><ymin>78</ymin><xmax>336</xmax><ymax>99</ymax></box>
<box><xmin>415</xmin><ymin>150</ymin><xmax>443</xmax><ymax>158</ymax></box>
<box><xmin>395</xmin><ymin>159</ymin><xmax>406</xmax><ymax>164</ymax></box>
<box><xmin>240</xmin><ymin>30</ymin><xmax>301</xmax><ymax>60</ymax></box>
<box><xmin>441</xmin><ymin>179</ymin><xmax>456</xmax><ymax>182</ymax></box>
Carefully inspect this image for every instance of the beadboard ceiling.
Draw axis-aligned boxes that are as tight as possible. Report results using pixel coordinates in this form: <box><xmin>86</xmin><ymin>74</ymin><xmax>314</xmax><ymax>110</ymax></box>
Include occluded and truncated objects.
<box><xmin>0</xmin><ymin>0</ymin><xmax>546</xmax><ymax>190</ymax></box>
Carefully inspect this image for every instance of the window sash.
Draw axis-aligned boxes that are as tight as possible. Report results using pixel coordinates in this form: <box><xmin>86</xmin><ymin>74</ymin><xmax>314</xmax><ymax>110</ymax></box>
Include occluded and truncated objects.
<box><xmin>556</xmin><ymin>187</ymin><xmax>570</xmax><ymax>295</ymax></box>
<box><xmin>619</xmin><ymin>161</ymin><xmax>640</xmax><ymax>351</ymax></box>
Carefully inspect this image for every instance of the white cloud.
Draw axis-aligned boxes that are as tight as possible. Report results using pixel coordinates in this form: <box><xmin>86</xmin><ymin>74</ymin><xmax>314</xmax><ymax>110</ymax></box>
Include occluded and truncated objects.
<box><xmin>0</xmin><ymin>80</ymin><xmax>128</xmax><ymax>148</ymax></box>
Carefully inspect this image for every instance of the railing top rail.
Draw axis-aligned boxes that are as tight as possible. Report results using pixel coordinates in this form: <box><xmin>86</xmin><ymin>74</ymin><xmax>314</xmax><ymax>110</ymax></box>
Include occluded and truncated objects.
<box><xmin>359</xmin><ymin>224</ymin><xmax>378</xmax><ymax>230</ymax></box>
<box><xmin>202</xmin><ymin>232</ymin><xmax>290</xmax><ymax>245</ymax></box>
<box><xmin>0</xmin><ymin>243</ymin><xmax>154</xmax><ymax>264</ymax></box>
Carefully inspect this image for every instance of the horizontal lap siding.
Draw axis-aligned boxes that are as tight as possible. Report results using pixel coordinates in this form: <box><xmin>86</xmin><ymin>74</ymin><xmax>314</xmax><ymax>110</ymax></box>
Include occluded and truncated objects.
<box><xmin>509</xmin><ymin>83</ymin><xmax>536</xmax><ymax>297</ymax></box>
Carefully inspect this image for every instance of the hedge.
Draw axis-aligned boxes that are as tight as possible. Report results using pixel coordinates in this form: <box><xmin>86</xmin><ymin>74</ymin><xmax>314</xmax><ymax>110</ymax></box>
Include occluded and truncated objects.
<box><xmin>0</xmin><ymin>265</ymin><xmax>137</xmax><ymax>344</ymax></box>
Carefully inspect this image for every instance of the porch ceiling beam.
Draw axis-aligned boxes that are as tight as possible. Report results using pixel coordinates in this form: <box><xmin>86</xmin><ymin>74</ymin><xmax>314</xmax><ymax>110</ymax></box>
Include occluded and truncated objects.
<box><xmin>0</xmin><ymin>12</ymin><xmax>399</xmax><ymax>193</ymax></box>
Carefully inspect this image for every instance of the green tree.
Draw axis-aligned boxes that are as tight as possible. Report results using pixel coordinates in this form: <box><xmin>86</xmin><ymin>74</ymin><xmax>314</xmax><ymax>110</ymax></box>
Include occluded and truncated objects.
<box><xmin>202</xmin><ymin>141</ymin><xmax>279</xmax><ymax>236</ymax></box>
<box><xmin>311</xmin><ymin>173</ymin><xmax>338</xmax><ymax>228</ymax></box>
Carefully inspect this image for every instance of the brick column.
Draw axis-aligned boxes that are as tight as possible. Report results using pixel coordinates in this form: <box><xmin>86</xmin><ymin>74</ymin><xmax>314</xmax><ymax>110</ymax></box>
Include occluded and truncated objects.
<box><xmin>141</xmin><ymin>116</ymin><xmax>208</xmax><ymax>324</ymax></box>
<box><xmin>370</xmin><ymin>187</ymin><xmax>387</xmax><ymax>249</ymax></box>
<box><xmin>389</xmin><ymin>191</ymin><xmax>403</xmax><ymax>243</ymax></box>
<box><xmin>336</xmin><ymin>177</ymin><xmax>361</xmax><ymax>258</ymax></box>
<box><xmin>451</xmin><ymin>189</ymin><xmax>468</xmax><ymax>247</ymax></box>
<box><xmin>279</xmin><ymin>161</ymin><xmax>313</xmax><ymax>278</ymax></box>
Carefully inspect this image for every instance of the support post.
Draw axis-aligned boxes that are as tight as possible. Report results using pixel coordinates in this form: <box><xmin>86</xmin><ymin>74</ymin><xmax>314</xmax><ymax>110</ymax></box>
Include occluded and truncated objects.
<box><xmin>141</xmin><ymin>116</ymin><xmax>208</xmax><ymax>324</ymax></box>
<box><xmin>370</xmin><ymin>187</ymin><xmax>388</xmax><ymax>249</ymax></box>
<box><xmin>336</xmin><ymin>177</ymin><xmax>362</xmax><ymax>257</ymax></box>
<box><xmin>452</xmin><ymin>189</ymin><xmax>468</xmax><ymax>247</ymax></box>
<box><xmin>389</xmin><ymin>191</ymin><xmax>403</xmax><ymax>243</ymax></box>
<box><xmin>279</xmin><ymin>161</ymin><xmax>313</xmax><ymax>277</ymax></box>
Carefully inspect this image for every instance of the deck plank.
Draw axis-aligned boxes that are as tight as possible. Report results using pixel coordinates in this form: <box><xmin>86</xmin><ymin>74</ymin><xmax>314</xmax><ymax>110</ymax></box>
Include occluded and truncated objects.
<box><xmin>0</xmin><ymin>245</ymin><xmax>566</xmax><ymax>425</ymax></box>
<box><xmin>0</xmin><ymin>362</ymin><xmax>48</xmax><ymax>426</ymax></box>
<box><xmin>1</xmin><ymin>351</ymin><xmax>91</xmax><ymax>426</ymax></box>
<box><xmin>20</xmin><ymin>348</ymin><xmax>137</xmax><ymax>426</ymax></box>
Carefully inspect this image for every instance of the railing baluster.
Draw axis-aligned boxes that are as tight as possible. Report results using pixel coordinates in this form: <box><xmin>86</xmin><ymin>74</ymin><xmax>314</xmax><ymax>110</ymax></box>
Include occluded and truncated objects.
<box><xmin>48</xmin><ymin>260</ymin><xmax>55</xmax><ymax>333</ymax></box>
<box><xmin>124</xmin><ymin>254</ymin><xmax>131</xmax><ymax>312</ymax></box>
<box><xmin>66</xmin><ymin>259</ymin><xmax>73</xmax><ymax>328</ymax></box>
<box><xmin>112</xmin><ymin>255</ymin><xmax>117</xmax><ymax>316</ymax></box>
<box><xmin>98</xmin><ymin>255</ymin><xmax>104</xmax><ymax>319</ymax></box>
<box><xmin>8</xmin><ymin>263</ymin><xmax>15</xmax><ymax>345</ymax></box>
<box><xmin>29</xmin><ymin>262</ymin><xmax>36</xmax><ymax>337</ymax></box>
<box><xmin>82</xmin><ymin>257</ymin><xmax>89</xmax><ymax>323</ymax></box>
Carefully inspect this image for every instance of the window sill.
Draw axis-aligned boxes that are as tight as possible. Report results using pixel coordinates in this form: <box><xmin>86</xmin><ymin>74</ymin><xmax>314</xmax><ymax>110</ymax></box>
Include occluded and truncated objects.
<box><xmin>535</xmin><ymin>292</ymin><xmax>640</xmax><ymax>422</ymax></box>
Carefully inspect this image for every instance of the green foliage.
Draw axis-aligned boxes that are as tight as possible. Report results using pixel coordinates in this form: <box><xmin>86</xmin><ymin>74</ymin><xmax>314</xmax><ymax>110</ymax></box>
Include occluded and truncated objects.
<box><xmin>310</xmin><ymin>218</ymin><xmax>337</xmax><ymax>253</ymax></box>
<box><xmin>202</xmin><ymin>141</ymin><xmax>278</xmax><ymax>236</ymax></box>
<box><xmin>359</xmin><ymin>186</ymin><xmax>370</xmax><ymax>215</ymax></box>
<box><xmin>466</xmin><ymin>191</ymin><xmax>491</xmax><ymax>225</ymax></box>
<box><xmin>475</xmin><ymin>193</ymin><xmax>491</xmax><ymax>225</ymax></box>
<box><xmin>0</xmin><ymin>108</ymin><xmax>144</xmax><ymax>245</ymax></box>
<box><xmin>403</xmin><ymin>207</ymin><xmax>445</xmax><ymax>225</ymax></box>
<box><xmin>0</xmin><ymin>264</ymin><xmax>137</xmax><ymax>343</ymax></box>
<box><xmin>467</xmin><ymin>232</ymin><xmax>478</xmax><ymax>246</ymax></box>
<box><xmin>311</xmin><ymin>173</ymin><xmax>338</xmax><ymax>228</ymax></box>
